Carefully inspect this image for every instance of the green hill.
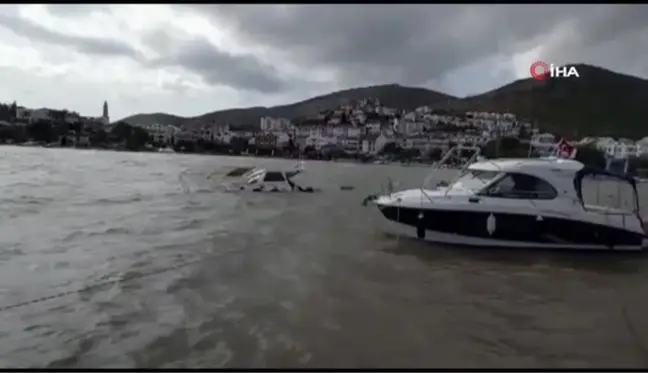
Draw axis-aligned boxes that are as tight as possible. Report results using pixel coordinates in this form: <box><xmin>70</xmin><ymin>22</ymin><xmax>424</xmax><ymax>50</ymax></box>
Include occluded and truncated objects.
<box><xmin>436</xmin><ymin>64</ymin><xmax>648</xmax><ymax>139</ymax></box>
<box><xmin>119</xmin><ymin>84</ymin><xmax>456</xmax><ymax>129</ymax></box>
<box><xmin>120</xmin><ymin>64</ymin><xmax>648</xmax><ymax>139</ymax></box>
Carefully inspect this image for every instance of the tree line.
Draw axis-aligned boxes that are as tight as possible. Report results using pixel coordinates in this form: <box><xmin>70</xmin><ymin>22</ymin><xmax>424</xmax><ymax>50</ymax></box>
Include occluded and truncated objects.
<box><xmin>0</xmin><ymin>116</ymin><xmax>153</xmax><ymax>151</ymax></box>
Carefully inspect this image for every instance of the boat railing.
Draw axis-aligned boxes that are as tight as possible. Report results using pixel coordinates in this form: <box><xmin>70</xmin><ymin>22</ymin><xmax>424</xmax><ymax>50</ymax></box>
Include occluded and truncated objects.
<box><xmin>419</xmin><ymin>145</ymin><xmax>498</xmax><ymax>203</ymax></box>
<box><xmin>421</xmin><ymin>145</ymin><xmax>483</xmax><ymax>190</ymax></box>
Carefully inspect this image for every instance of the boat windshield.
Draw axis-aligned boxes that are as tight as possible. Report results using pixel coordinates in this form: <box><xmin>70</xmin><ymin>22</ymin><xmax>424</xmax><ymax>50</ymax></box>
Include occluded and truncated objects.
<box><xmin>226</xmin><ymin>167</ymin><xmax>255</xmax><ymax>177</ymax></box>
<box><xmin>449</xmin><ymin>169</ymin><xmax>500</xmax><ymax>191</ymax></box>
<box><xmin>247</xmin><ymin>170</ymin><xmax>265</xmax><ymax>184</ymax></box>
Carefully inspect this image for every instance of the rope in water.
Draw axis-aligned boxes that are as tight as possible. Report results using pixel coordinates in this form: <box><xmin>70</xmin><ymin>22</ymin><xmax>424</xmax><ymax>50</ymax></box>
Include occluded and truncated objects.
<box><xmin>0</xmin><ymin>251</ymin><xmax>231</xmax><ymax>313</ymax></box>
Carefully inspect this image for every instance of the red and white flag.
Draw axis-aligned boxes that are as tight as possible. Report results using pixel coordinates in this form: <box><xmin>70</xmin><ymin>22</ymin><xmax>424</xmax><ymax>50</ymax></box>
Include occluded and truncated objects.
<box><xmin>555</xmin><ymin>138</ymin><xmax>578</xmax><ymax>159</ymax></box>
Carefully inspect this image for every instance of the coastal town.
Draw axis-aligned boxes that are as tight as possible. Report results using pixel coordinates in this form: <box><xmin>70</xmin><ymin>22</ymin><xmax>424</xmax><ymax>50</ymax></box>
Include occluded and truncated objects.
<box><xmin>1</xmin><ymin>98</ymin><xmax>648</xmax><ymax>166</ymax></box>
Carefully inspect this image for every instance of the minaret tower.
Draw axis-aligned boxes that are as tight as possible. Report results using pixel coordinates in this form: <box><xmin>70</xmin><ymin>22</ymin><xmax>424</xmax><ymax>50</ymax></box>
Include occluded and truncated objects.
<box><xmin>102</xmin><ymin>100</ymin><xmax>109</xmax><ymax>124</ymax></box>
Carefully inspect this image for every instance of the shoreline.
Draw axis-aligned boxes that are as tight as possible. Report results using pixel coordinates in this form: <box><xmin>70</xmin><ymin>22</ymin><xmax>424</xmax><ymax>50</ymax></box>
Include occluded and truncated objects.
<box><xmin>0</xmin><ymin>143</ymin><xmax>438</xmax><ymax>167</ymax></box>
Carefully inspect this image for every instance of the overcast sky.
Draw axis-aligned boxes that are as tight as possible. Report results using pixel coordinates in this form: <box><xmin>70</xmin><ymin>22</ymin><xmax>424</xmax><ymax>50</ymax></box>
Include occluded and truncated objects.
<box><xmin>0</xmin><ymin>4</ymin><xmax>646</xmax><ymax>121</ymax></box>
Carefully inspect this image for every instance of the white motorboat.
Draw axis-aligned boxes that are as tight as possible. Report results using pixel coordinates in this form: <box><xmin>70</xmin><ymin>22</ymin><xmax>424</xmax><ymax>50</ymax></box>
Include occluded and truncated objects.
<box><xmin>219</xmin><ymin>161</ymin><xmax>317</xmax><ymax>193</ymax></box>
<box><xmin>367</xmin><ymin>147</ymin><xmax>648</xmax><ymax>251</ymax></box>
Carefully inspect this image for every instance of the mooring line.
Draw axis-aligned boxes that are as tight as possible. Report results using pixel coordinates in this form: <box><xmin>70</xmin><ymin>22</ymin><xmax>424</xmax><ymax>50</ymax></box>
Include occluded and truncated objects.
<box><xmin>0</xmin><ymin>251</ymin><xmax>227</xmax><ymax>313</ymax></box>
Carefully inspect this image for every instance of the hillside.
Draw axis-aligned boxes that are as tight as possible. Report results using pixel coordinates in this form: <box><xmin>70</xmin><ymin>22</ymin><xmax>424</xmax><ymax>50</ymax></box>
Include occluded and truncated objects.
<box><xmin>436</xmin><ymin>64</ymin><xmax>648</xmax><ymax>139</ymax></box>
<box><xmin>120</xmin><ymin>64</ymin><xmax>648</xmax><ymax>139</ymax></box>
<box><xmin>119</xmin><ymin>84</ymin><xmax>456</xmax><ymax>129</ymax></box>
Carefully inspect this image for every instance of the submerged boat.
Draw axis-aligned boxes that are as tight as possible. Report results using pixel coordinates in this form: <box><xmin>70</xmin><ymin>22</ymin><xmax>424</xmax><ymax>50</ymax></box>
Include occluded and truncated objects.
<box><xmin>367</xmin><ymin>147</ymin><xmax>648</xmax><ymax>251</ymax></box>
<box><xmin>220</xmin><ymin>161</ymin><xmax>317</xmax><ymax>193</ymax></box>
<box><xmin>158</xmin><ymin>146</ymin><xmax>175</xmax><ymax>153</ymax></box>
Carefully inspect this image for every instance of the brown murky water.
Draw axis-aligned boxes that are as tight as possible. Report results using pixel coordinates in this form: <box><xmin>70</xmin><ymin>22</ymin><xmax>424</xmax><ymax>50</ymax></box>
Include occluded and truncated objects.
<box><xmin>1</xmin><ymin>146</ymin><xmax>647</xmax><ymax>368</ymax></box>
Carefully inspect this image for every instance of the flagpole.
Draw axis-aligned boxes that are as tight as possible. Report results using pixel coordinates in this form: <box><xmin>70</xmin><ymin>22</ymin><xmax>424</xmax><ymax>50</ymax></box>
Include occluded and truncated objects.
<box><xmin>496</xmin><ymin>133</ymin><xmax>500</xmax><ymax>158</ymax></box>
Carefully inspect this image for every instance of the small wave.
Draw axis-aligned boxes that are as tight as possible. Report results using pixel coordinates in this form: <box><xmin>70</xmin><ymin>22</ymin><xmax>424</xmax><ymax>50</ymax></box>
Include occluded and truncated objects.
<box><xmin>53</xmin><ymin>261</ymin><xmax>71</xmax><ymax>269</ymax></box>
<box><xmin>62</xmin><ymin>227</ymin><xmax>133</xmax><ymax>242</ymax></box>
<box><xmin>0</xmin><ymin>245</ymin><xmax>25</xmax><ymax>260</ymax></box>
<box><xmin>5</xmin><ymin>182</ymin><xmax>40</xmax><ymax>188</ymax></box>
<box><xmin>177</xmin><ymin>218</ymin><xmax>204</xmax><ymax>231</ymax></box>
<box><xmin>93</xmin><ymin>227</ymin><xmax>133</xmax><ymax>236</ymax></box>
<box><xmin>162</xmin><ymin>191</ymin><xmax>186</xmax><ymax>198</ymax></box>
<box><xmin>117</xmin><ymin>160</ymin><xmax>146</xmax><ymax>167</ymax></box>
<box><xmin>193</xmin><ymin>188</ymin><xmax>215</xmax><ymax>194</ymax></box>
<box><xmin>94</xmin><ymin>194</ymin><xmax>148</xmax><ymax>205</ymax></box>
<box><xmin>180</xmin><ymin>203</ymin><xmax>211</xmax><ymax>213</ymax></box>
<box><xmin>62</xmin><ymin>231</ymin><xmax>85</xmax><ymax>242</ymax></box>
<box><xmin>0</xmin><ymin>196</ymin><xmax>54</xmax><ymax>205</ymax></box>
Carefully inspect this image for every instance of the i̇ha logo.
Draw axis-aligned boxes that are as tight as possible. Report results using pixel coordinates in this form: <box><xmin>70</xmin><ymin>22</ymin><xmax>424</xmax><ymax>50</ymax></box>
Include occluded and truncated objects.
<box><xmin>529</xmin><ymin>60</ymin><xmax>580</xmax><ymax>80</ymax></box>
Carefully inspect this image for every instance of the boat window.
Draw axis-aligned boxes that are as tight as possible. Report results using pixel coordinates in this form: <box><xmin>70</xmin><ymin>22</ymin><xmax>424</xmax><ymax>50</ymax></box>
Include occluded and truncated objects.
<box><xmin>478</xmin><ymin>172</ymin><xmax>557</xmax><ymax>200</ymax></box>
<box><xmin>579</xmin><ymin>173</ymin><xmax>639</xmax><ymax>213</ymax></box>
<box><xmin>466</xmin><ymin>170</ymin><xmax>500</xmax><ymax>182</ymax></box>
<box><xmin>226</xmin><ymin>167</ymin><xmax>254</xmax><ymax>177</ymax></box>
<box><xmin>263</xmin><ymin>172</ymin><xmax>286</xmax><ymax>182</ymax></box>
<box><xmin>450</xmin><ymin>169</ymin><xmax>500</xmax><ymax>190</ymax></box>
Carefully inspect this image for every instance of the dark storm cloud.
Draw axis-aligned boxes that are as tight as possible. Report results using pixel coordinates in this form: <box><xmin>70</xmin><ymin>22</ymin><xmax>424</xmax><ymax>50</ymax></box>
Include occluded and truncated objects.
<box><xmin>0</xmin><ymin>10</ymin><xmax>291</xmax><ymax>94</ymax></box>
<box><xmin>143</xmin><ymin>29</ymin><xmax>289</xmax><ymax>94</ymax></box>
<box><xmin>532</xmin><ymin>5</ymin><xmax>648</xmax><ymax>66</ymax></box>
<box><xmin>182</xmin><ymin>4</ymin><xmax>648</xmax><ymax>87</ymax></box>
<box><xmin>5</xmin><ymin>4</ymin><xmax>646</xmax><ymax>99</ymax></box>
<box><xmin>0</xmin><ymin>13</ymin><xmax>139</xmax><ymax>58</ymax></box>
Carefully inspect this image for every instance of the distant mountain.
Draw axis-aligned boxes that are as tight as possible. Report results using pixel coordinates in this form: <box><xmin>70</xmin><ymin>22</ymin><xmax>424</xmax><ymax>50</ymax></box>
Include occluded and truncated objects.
<box><xmin>120</xmin><ymin>64</ymin><xmax>648</xmax><ymax>139</ymax></box>
<box><xmin>436</xmin><ymin>64</ymin><xmax>648</xmax><ymax>139</ymax></box>
<box><xmin>119</xmin><ymin>84</ymin><xmax>456</xmax><ymax>129</ymax></box>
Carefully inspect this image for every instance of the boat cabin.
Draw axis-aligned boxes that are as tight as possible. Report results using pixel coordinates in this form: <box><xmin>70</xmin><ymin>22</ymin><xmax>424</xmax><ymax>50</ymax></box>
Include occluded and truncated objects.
<box><xmin>453</xmin><ymin>158</ymin><xmax>641</xmax><ymax>213</ymax></box>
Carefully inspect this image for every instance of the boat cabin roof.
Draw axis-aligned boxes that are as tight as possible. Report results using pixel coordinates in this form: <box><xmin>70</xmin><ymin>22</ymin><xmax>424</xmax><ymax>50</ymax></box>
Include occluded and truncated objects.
<box><xmin>468</xmin><ymin>157</ymin><xmax>585</xmax><ymax>175</ymax></box>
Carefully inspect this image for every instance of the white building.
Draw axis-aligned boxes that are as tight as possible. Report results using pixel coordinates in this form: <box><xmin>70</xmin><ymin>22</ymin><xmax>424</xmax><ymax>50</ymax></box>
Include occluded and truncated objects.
<box><xmin>15</xmin><ymin>107</ymin><xmax>51</xmax><ymax>123</ymax></box>
<box><xmin>608</xmin><ymin>139</ymin><xmax>639</xmax><ymax>159</ymax></box>
<box><xmin>14</xmin><ymin>101</ymin><xmax>109</xmax><ymax>126</ymax></box>
<box><xmin>528</xmin><ymin>132</ymin><xmax>557</xmax><ymax>155</ymax></box>
<box><xmin>304</xmin><ymin>133</ymin><xmax>336</xmax><ymax>150</ymax></box>
<box><xmin>338</xmin><ymin>134</ymin><xmax>361</xmax><ymax>152</ymax></box>
<box><xmin>587</xmin><ymin>137</ymin><xmax>641</xmax><ymax>159</ymax></box>
<box><xmin>141</xmin><ymin>123</ymin><xmax>181</xmax><ymax>144</ymax></box>
<box><xmin>15</xmin><ymin>106</ymin><xmax>33</xmax><ymax>122</ymax></box>
<box><xmin>593</xmin><ymin>137</ymin><xmax>615</xmax><ymax>153</ymax></box>
<box><xmin>636</xmin><ymin>137</ymin><xmax>648</xmax><ymax>157</ymax></box>
<box><xmin>400</xmin><ymin>135</ymin><xmax>431</xmax><ymax>152</ymax></box>
<box><xmin>361</xmin><ymin>133</ymin><xmax>390</xmax><ymax>154</ymax></box>
<box><xmin>260</xmin><ymin>117</ymin><xmax>292</xmax><ymax>132</ymax></box>
<box><xmin>330</xmin><ymin>126</ymin><xmax>361</xmax><ymax>138</ymax></box>
<box><xmin>398</xmin><ymin>120</ymin><xmax>425</xmax><ymax>135</ymax></box>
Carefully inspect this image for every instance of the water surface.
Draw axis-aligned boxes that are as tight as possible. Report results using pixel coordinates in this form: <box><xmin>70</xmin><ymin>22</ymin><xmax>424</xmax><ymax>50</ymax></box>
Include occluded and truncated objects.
<box><xmin>1</xmin><ymin>146</ymin><xmax>647</xmax><ymax>368</ymax></box>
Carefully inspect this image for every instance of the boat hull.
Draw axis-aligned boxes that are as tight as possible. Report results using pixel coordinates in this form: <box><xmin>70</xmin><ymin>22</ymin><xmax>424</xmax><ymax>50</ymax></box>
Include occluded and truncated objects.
<box><xmin>375</xmin><ymin>204</ymin><xmax>647</xmax><ymax>252</ymax></box>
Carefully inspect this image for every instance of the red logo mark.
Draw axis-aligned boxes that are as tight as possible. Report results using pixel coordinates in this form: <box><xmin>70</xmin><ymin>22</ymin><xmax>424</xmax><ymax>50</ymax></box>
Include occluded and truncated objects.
<box><xmin>529</xmin><ymin>60</ymin><xmax>550</xmax><ymax>80</ymax></box>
